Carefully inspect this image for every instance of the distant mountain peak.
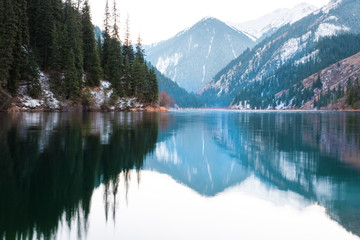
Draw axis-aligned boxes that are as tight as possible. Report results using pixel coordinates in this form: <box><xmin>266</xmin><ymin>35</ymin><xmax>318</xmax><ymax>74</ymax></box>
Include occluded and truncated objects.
<box><xmin>145</xmin><ymin>16</ymin><xmax>255</xmax><ymax>92</ymax></box>
<box><xmin>229</xmin><ymin>3</ymin><xmax>318</xmax><ymax>40</ymax></box>
<box><xmin>199</xmin><ymin>16</ymin><xmax>219</xmax><ymax>22</ymax></box>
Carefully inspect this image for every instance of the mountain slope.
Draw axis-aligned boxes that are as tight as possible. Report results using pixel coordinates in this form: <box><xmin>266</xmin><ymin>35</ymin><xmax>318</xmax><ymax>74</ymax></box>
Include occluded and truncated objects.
<box><xmin>299</xmin><ymin>51</ymin><xmax>360</xmax><ymax>109</ymax></box>
<box><xmin>153</xmin><ymin>66</ymin><xmax>202</xmax><ymax>108</ymax></box>
<box><xmin>229</xmin><ymin>3</ymin><xmax>318</xmax><ymax>41</ymax></box>
<box><xmin>145</xmin><ymin>17</ymin><xmax>255</xmax><ymax>93</ymax></box>
<box><xmin>200</xmin><ymin>0</ymin><xmax>360</xmax><ymax>107</ymax></box>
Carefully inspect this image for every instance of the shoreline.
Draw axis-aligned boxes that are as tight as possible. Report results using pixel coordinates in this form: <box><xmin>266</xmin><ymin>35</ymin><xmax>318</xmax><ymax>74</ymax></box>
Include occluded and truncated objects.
<box><xmin>172</xmin><ymin>108</ymin><xmax>360</xmax><ymax>112</ymax></box>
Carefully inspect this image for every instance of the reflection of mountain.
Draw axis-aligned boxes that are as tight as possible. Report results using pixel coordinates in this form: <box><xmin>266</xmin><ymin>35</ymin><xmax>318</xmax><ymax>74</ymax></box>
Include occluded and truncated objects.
<box><xmin>145</xmin><ymin>113</ymin><xmax>249</xmax><ymax>196</ymax></box>
<box><xmin>0</xmin><ymin>113</ymin><xmax>159</xmax><ymax>239</ymax></box>
<box><xmin>147</xmin><ymin>111</ymin><xmax>360</xmax><ymax>237</ymax></box>
<box><xmin>1</xmin><ymin>112</ymin><xmax>360</xmax><ymax>239</ymax></box>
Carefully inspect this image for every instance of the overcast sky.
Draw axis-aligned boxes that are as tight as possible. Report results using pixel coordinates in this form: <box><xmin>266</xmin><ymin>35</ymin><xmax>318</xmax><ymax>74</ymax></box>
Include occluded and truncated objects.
<box><xmin>88</xmin><ymin>0</ymin><xmax>330</xmax><ymax>44</ymax></box>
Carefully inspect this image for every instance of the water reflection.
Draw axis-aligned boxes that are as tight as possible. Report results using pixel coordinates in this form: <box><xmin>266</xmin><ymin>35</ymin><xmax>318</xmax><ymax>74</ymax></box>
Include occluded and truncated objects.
<box><xmin>0</xmin><ymin>111</ymin><xmax>360</xmax><ymax>239</ymax></box>
<box><xmin>145</xmin><ymin>111</ymin><xmax>360</xmax><ymax>237</ymax></box>
<box><xmin>0</xmin><ymin>112</ymin><xmax>158</xmax><ymax>239</ymax></box>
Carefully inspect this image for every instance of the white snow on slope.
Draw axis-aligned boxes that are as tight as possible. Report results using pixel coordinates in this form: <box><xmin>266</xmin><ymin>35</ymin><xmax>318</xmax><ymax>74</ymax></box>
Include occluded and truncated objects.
<box><xmin>314</xmin><ymin>23</ymin><xmax>349</xmax><ymax>42</ymax></box>
<box><xmin>18</xmin><ymin>72</ymin><xmax>60</xmax><ymax>110</ymax></box>
<box><xmin>229</xmin><ymin>3</ymin><xmax>318</xmax><ymax>40</ymax></box>
<box><xmin>318</xmin><ymin>0</ymin><xmax>343</xmax><ymax>14</ymax></box>
<box><xmin>156</xmin><ymin>53</ymin><xmax>182</xmax><ymax>75</ymax></box>
<box><xmin>295</xmin><ymin>50</ymin><xmax>319</xmax><ymax>65</ymax></box>
<box><xmin>207</xmin><ymin>36</ymin><xmax>214</xmax><ymax>58</ymax></box>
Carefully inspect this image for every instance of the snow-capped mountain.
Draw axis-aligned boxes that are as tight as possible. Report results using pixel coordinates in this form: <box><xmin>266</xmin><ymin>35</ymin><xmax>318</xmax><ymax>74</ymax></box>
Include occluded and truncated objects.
<box><xmin>144</xmin><ymin>17</ymin><xmax>255</xmax><ymax>93</ymax></box>
<box><xmin>200</xmin><ymin>0</ymin><xmax>360</xmax><ymax>107</ymax></box>
<box><xmin>229</xmin><ymin>3</ymin><xmax>318</xmax><ymax>41</ymax></box>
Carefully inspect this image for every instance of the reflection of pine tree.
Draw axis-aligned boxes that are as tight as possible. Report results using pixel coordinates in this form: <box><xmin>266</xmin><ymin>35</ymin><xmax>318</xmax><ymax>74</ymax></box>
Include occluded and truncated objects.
<box><xmin>0</xmin><ymin>113</ymin><xmax>159</xmax><ymax>239</ymax></box>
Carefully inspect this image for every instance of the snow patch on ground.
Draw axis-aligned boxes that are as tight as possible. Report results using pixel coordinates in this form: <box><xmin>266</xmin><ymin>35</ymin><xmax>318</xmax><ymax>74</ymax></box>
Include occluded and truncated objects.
<box><xmin>113</xmin><ymin>97</ymin><xmax>144</xmax><ymax>111</ymax></box>
<box><xmin>91</xmin><ymin>80</ymin><xmax>112</xmax><ymax>108</ymax></box>
<box><xmin>17</xmin><ymin>72</ymin><xmax>61</xmax><ymax>110</ymax></box>
<box><xmin>231</xmin><ymin>101</ymin><xmax>251</xmax><ymax>110</ymax></box>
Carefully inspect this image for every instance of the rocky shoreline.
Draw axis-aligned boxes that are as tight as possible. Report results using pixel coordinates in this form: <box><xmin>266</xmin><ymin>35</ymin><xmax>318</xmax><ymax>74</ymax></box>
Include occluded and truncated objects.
<box><xmin>1</xmin><ymin>73</ymin><xmax>167</xmax><ymax>113</ymax></box>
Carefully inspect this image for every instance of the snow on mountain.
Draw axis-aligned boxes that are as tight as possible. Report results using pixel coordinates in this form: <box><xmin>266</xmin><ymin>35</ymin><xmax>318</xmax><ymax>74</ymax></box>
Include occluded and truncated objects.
<box><xmin>229</xmin><ymin>3</ymin><xmax>318</xmax><ymax>40</ymax></box>
<box><xmin>200</xmin><ymin>0</ymin><xmax>360</xmax><ymax>107</ymax></box>
<box><xmin>144</xmin><ymin>17</ymin><xmax>255</xmax><ymax>93</ymax></box>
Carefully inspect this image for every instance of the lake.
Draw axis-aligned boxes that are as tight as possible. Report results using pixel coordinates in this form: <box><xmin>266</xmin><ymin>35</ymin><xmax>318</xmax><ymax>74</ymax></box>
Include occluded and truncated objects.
<box><xmin>1</xmin><ymin>111</ymin><xmax>360</xmax><ymax>240</ymax></box>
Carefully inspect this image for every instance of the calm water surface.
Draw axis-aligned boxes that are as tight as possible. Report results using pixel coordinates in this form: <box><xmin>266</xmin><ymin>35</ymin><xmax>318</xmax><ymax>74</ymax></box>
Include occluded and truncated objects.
<box><xmin>1</xmin><ymin>111</ymin><xmax>360</xmax><ymax>239</ymax></box>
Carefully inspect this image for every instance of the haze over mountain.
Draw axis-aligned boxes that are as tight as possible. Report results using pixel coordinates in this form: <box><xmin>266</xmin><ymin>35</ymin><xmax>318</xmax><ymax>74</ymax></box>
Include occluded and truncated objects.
<box><xmin>145</xmin><ymin>17</ymin><xmax>255</xmax><ymax>93</ymax></box>
<box><xmin>200</xmin><ymin>0</ymin><xmax>360</xmax><ymax>109</ymax></box>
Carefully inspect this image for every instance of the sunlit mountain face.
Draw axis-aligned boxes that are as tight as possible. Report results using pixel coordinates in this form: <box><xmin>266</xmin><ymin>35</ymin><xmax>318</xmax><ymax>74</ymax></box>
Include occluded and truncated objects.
<box><xmin>145</xmin><ymin>17</ymin><xmax>254</xmax><ymax>93</ymax></box>
<box><xmin>1</xmin><ymin>111</ymin><xmax>360</xmax><ymax>239</ymax></box>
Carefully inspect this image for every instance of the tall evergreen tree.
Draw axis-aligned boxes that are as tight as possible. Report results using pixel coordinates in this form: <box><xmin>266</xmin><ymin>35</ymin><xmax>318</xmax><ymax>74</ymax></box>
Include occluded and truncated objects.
<box><xmin>33</xmin><ymin>0</ymin><xmax>57</xmax><ymax>69</ymax></box>
<box><xmin>59</xmin><ymin>0</ymin><xmax>83</xmax><ymax>100</ymax></box>
<box><xmin>123</xmin><ymin>56</ymin><xmax>132</xmax><ymax>96</ymax></box>
<box><xmin>64</xmin><ymin>49</ymin><xmax>81</xmax><ymax>100</ymax></box>
<box><xmin>101</xmin><ymin>0</ymin><xmax>111</xmax><ymax>77</ymax></box>
<box><xmin>148</xmin><ymin>68</ymin><xmax>159</xmax><ymax>102</ymax></box>
<box><xmin>135</xmin><ymin>35</ymin><xmax>145</xmax><ymax>63</ymax></box>
<box><xmin>82</xmin><ymin>0</ymin><xmax>101</xmax><ymax>87</ymax></box>
<box><xmin>107</xmin><ymin>38</ymin><xmax>123</xmax><ymax>96</ymax></box>
<box><xmin>8</xmin><ymin>0</ymin><xmax>32</xmax><ymax>95</ymax></box>
<box><xmin>96</xmin><ymin>34</ymin><xmax>102</xmax><ymax>59</ymax></box>
<box><xmin>122</xmin><ymin>15</ymin><xmax>134</xmax><ymax>65</ymax></box>
<box><xmin>131</xmin><ymin>57</ymin><xmax>145</xmax><ymax>99</ymax></box>
<box><xmin>0</xmin><ymin>0</ymin><xmax>17</xmax><ymax>90</ymax></box>
<box><xmin>112</xmin><ymin>0</ymin><xmax>120</xmax><ymax>41</ymax></box>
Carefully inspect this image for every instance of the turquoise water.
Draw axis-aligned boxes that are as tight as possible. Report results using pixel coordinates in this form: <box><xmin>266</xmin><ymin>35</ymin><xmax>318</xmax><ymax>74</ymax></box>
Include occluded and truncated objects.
<box><xmin>1</xmin><ymin>111</ymin><xmax>360</xmax><ymax>239</ymax></box>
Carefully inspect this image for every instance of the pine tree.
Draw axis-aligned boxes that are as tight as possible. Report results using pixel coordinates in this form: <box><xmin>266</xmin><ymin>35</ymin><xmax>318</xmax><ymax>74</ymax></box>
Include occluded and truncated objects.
<box><xmin>58</xmin><ymin>0</ymin><xmax>84</xmax><ymax>101</ymax></box>
<box><xmin>65</xmin><ymin>49</ymin><xmax>81</xmax><ymax>100</ymax></box>
<box><xmin>33</xmin><ymin>0</ymin><xmax>57</xmax><ymax>69</ymax></box>
<box><xmin>96</xmin><ymin>35</ymin><xmax>102</xmax><ymax>62</ymax></box>
<box><xmin>107</xmin><ymin>38</ymin><xmax>123</xmax><ymax>96</ymax></box>
<box><xmin>123</xmin><ymin>56</ymin><xmax>132</xmax><ymax>96</ymax></box>
<box><xmin>82</xmin><ymin>0</ymin><xmax>101</xmax><ymax>87</ymax></box>
<box><xmin>112</xmin><ymin>0</ymin><xmax>120</xmax><ymax>41</ymax></box>
<box><xmin>0</xmin><ymin>0</ymin><xmax>17</xmax><ymax>90</ymax></box>
<box><xmin>131</xmin><ymin>57</ymin><xmax>145</xmax><ymax>99</ymax></box>
<box><xmin>63</xmin><ymin>0</ymin><xmax>83</xmax><ymax>91</ymax></box>
<box><xmin>8</xmin><ymin>0</ymin><xmax>32</xmax><ymax>95</ymax></box>
<box><xmin>347</xmin><ymin>78</ymin><xmax>356</xmax><ymax>107</ymax></box>
<box><xmin>26</xmin><ymin>51</ymin><xmax>41</xmax><ymax>98</ymax></box>
<box><xmin>101</xmin><ymin>0</ymin><xmax>111</xmax><ymax>77</ymax></box>
<box><xmin>148</xmin><ymin>68</ymin><xmax>159</xmax><ymax>102</ymax></box>
<box><xmin>135</xmin><ymin>35</ymin><xmax>145</xmax><ymax>63</ymax></box>
<box><xmin>122</xmin><ymin>15</ymin><xmax>134</xmax><ymax>65</ymax></box>
<box><xmin>313</xmin><ymin>74</ymin><xmax>323</xmax><ymax>90</ymax></box>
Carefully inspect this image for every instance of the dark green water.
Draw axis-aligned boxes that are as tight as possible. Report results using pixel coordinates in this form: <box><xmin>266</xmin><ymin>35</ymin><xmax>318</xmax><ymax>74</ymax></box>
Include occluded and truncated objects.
<box><xmin>1</xmin><ymin>111</ymin><xmax>360</xmax><ymax>240</ymax></box>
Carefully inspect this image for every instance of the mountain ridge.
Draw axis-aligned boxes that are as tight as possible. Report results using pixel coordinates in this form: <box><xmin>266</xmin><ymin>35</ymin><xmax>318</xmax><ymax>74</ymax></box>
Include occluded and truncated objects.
<box><xmin>145</xmin><ymin>17</ymin><xmax>255</xmax><ymax>93</ymax></box>
<box><xmin>200</xmin><ymin>0</ymin><xmax>360</xmax><ymax>108</ymax></box>
<box><xmin>228</xmin><ymin>3</ymin><xmax>318</xmax><ymax>41</ymax></box>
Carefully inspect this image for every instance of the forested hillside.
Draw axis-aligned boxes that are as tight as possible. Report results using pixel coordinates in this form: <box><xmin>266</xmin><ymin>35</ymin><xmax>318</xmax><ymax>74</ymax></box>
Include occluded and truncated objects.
<box><xmin>152</xmin><ymin>66</ymin><xmax>202</xmax><ymax>108</ymax></box>
<box><xmin>232</xmin><ymin>33</ymin><xmax>360</xmax><ymax>109</ymax></box>
<box><xmin>0</xmin><ymin>0</ymin><xmax>158</xmax><ymax>110</ymax></box>
<box><xmin>200</xmin><ymin>0</ymin><xmax>360</xmax><ymax>109</ymax></box>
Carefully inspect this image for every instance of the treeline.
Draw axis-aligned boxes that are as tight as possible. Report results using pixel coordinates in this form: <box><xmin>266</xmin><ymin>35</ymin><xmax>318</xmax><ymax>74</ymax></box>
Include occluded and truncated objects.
<box><xmin>0</xmin><ymin>0</ymin><xmax>158</xmax><ymax>103</ymax></box>
<box><xmin>232</xmin><ymin>33</ymin><xmax>360</xmax><ymax>109</ymax></box>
